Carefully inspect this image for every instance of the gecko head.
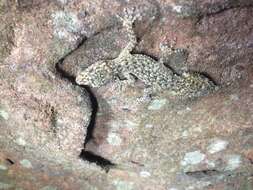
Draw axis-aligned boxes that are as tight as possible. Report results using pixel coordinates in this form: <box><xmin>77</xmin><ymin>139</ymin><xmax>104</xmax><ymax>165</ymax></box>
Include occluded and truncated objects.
<box><xmin>76</xmin><ymin>60</ymin><xmax>113</xmax><ymax>88</ymax></box>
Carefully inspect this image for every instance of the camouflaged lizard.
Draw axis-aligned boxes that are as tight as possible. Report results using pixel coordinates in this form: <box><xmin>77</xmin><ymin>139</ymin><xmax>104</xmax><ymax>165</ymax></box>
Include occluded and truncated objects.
<box><xmin>76</xmin><ymin>8</ymin><xmax>216</xmax><ymax>98</ymax></box>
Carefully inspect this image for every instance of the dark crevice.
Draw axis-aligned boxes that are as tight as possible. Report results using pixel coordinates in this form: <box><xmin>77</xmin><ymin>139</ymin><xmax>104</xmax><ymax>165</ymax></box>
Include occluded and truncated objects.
<box><xmin>55</xmin><ymin>35</ymin><xmax>87</xmax><ymax>83</ymax></box>
<box><xmin>130</xmin><ymin>160</ymin><xmax>145</xmax><ymax>167</ymax></box>
<box><xmin>82</xmin><ymin>86</ymin><xmax>98</xmax><ymax>146</ymax></box>
<box><xmin>55</xmin><ymin>60</ymin><xmax>76</xmax><ymax>83</ymax></box>
<box><xmin>5</xmin><ymin>158</ymin><xmax>15</xmax><ymax>165</ymax></box>
<box><xmin>78</xmin><ymin>87</ymin><xmax>116</xmax><ymax>171</ymax></box>
<box><xmin>55</xmin><ymin>45</ymin><xmax>116</xmax><ymax>171</ymax></box>
<box><xmin>80</xmin><ymin>151</ymin><xmax>116</xmax><ymax>172</ymax></box>
<box><xmin>199</xmin><ymin>72</ymin><xmax>218</xmax><ymax>86</ymax></box>
<box><xmin>186</xmin><ymin>169</ymin><xmax>220</xmax><ymax>178</ymax></box>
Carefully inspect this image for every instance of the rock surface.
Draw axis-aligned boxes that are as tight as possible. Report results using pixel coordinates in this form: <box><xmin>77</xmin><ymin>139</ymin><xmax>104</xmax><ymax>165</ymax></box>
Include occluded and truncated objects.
<box><xmin>0</xmin><ymin>0</ymin><xmax>253</xmax><ymax>189</ymax></box>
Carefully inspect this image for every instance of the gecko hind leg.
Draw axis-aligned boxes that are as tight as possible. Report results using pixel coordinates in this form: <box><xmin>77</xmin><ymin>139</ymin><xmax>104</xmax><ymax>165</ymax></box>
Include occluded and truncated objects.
<box><xmin>113</xmin><ymin>72</ymin><xmax>136</xmax><ymax>92</ymax></box>
<box><xmin>159</xmin><ymin>40</ymin><xmax>188</xmax><ymax>75</ymax></box>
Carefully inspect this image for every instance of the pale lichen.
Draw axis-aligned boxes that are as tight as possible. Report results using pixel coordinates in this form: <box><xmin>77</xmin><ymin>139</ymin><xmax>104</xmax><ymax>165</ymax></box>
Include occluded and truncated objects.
<box><xmin>181</xmin><ymin>151</ymin><xmax>206</xmax><ymax>166</ymax></box>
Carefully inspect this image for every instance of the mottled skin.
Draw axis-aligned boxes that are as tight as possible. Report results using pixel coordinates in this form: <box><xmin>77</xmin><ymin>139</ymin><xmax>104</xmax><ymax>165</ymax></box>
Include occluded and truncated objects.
<box><xmin>76</xmin><ymin>8</ymin><xmax>216</xmax><ymax>98</ymax></box>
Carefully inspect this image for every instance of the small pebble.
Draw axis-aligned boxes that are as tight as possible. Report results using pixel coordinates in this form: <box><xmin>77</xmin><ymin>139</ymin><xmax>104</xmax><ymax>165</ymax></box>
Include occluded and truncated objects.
<box><xmin>20</xmin><ymin>159</ymin><xmax>32</xmax><ymax>169</ymax></box>
<box><xmin>148</xmin><ymin>99</ymin><xmax>167</xmax><ymax>110</ymax></box>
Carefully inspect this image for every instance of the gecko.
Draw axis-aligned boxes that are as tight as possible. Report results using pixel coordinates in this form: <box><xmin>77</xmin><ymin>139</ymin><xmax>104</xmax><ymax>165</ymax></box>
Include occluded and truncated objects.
<box><xmin>75</xmin><ymin>8</ymin><xmax>216</xmax><ymax>99</ymax></box>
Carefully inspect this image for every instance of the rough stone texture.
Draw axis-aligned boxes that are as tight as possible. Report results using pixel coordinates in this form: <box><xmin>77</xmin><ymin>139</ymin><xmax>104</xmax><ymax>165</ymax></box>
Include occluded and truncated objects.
<box><xmin>0</xmin><ymin>0</ymin><xmax>253</xmax><ymax>189</ymax></box>
<box><xmin>0</xmin><ymin>0</ymin><xmax>92</xmax><ymax>160</ymax></box>
<box><xmin>0</xmin><ymin>1</ymin><xmax>15</xmax><ymax>63</ymax></box>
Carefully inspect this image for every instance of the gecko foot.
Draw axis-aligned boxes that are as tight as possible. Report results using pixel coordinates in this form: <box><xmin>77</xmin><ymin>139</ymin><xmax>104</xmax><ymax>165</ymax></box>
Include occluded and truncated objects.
<box><xmin>136</xmin><ymin>87</ymin><xmax>153</xmax><ymax>103</ymax></box>
<box><xmin>117</xmin><ymin>7</ymin><xmax>142</xmax><ymax>25</ymax></box>
<box><xmin>113</xmin><ymin>75</ymin><xmax>134</xmax><ymax>92</ymax></box>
